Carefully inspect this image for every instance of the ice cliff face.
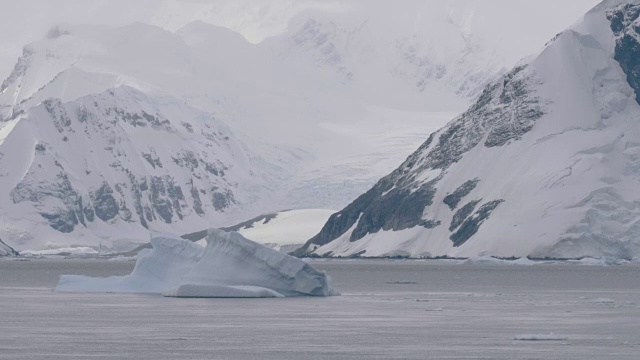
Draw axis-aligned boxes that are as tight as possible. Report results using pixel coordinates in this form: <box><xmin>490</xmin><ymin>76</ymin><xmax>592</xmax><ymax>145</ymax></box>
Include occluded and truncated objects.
<box><xmin>298</xmin><ymin>0</ymin><xmax>640</xmax><ymax>259</ymax></box>
<box><xmin>0</xmin><ymin>87</ymin><xmax>278</xmax><ymax>251</ymax></box>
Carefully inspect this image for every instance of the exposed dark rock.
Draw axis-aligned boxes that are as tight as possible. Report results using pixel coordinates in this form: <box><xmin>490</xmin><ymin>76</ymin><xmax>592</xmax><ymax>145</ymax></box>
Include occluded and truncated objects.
<box><xmin>608</xmin><ymin>4</ymin><xmax>640</xmax><ymax>105</ymax></box>
<box><xmin>111</xmin><ymin>108</ymin><xmax>171</xmax><ymax>130</ymax></box>
<box><xmin>182</xmin><ymin>122</ymin><xmax>194</xmax><ymax>133</ymax></box>
<box><xmin>450</xmin><ymin>200</ymin><xmax>504</xmax><ymax>247</ymax></box>
<box><xmin>485</xmin><ymin>69</ymin><xmax>544</xmax><ymax>147</ymax></box>
<box><xmin>150</xmin><ymin>176</ymin><xmax>173</xmax><ymax>223</ymax></box>
<box><xmin>166</xmin><ymin>180</ymin><xmax>186</xmax><ymax>220</ymax></box>
<box><xmin>443</xmin><ymin>179</ymin><xmax>480</xmax><ymax>210</ymax></box>
<box><xmin>145</xmin><ymin>175</ymin><xmax>188</xmax><ymax>223</ymax></box>
<box><xmin>449</xmin><ymin>199</ymin><xmax>481</xmax><ymax>232</ymax></box>
<box><xmin>114</xmin><ymin>184</ymin><xmax>133</xmax><ymax>222</ymax></box>
<box><xmin>203</xmin><ymin>161</ymin><xmax>222</xmax><ymax>176</ymax></box>
<box><xmin>190</xmin><ymin>181</ymin><xmax>205</xmax><ymax>216</ymax></box>
<box><xmin>139</xmin><ymin>178</ymin><xmax>149</xmax><ymax>191</ymax></box>
<box><xmin>76</xmin><ymin>197</ymin><xmax>87</xmax><ymax>227</ymax></box>
<box><xmin>141</xmin><ymin>111</ymin><xmax>170</xmax><ymax>128</ymax></box>
<box><xmin>76</xmin><ymin>105</ymin><xmax>91</xmax><ymax>123</ymax></box>
<box><xmin>44</xmin><ymin>99</ymin><xmax>73</xmax><ymax>133</ymax></box>
<box><xmin>172</xmin><ymin>151</ymin><xmax>199</xmax><ymax>171</ymax></box>
<box><xmin>83</xmin><ymin>206</ymin><xmax>95</xmax><ymax>223</ymax></box>
<box><xmin>91</xmin><ymin>182</ymin><xmax>119</xmax><ymax>222</ymax></box>
<box><xmin>305</xmin><ymin>173</ymin><xmax>440</xmax><ymax>249</ymax></box>
<box><xmin>224</xmin><ymin>212</ymin><xmax>281</xmax><ymax>232</ymax></box>
<box><xmin>40</xmin><ymin>209</ymin><xmax>78</xmax><ymax>233</ymax></box>
<box><xmin>211</xmin><ymin>190</ymin><xmax>235</xmax><ymax>211</ymax></box>
<box><xmin>1</xmin><ymin>47</ymin><xmax>34</xmax><ymax>95</ymax></box>
<box><xmin>127</xmin><ymin>173</ymin><xmax>147</xmax><ymax>229</ymax></box>
<box><xmin>144</xmin><ymin>205</ymin><xmax>155</xmax><ymax>223</ymax></box>
<box><xmin>12</xmin><ymin>172</ymin><xmax>85</xmax><ymax>233</ymax></box>
<box><xmin>142</xmin><ymin>151</ymin><xmax>163</xmax><ymax>169</ymax></box>
<box><xmin>422</xmin><ymin>219</ymin><xmax>442</xmax><ymax>229</ymax></box>
<box><xmin>179</xmin><ymin>212</ymin><xmax>283</xmax><ymax>243</ymax></box>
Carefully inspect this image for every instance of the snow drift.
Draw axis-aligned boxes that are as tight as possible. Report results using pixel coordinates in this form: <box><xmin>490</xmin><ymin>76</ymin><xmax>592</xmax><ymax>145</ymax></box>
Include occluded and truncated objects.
<box><xmin>56</xmin><ymin>229</ymin><xmax>338</xmax><ymax>298</ymax></box>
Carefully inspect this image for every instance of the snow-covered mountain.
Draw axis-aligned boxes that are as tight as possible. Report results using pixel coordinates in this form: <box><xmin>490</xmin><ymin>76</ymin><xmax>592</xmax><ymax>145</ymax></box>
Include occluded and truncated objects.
<box><xmin>0</xmin><ymin>2</ymin><xmax>602</xmax><ymax>251</ymax></box>
<box><xmin>0</xmin><ymin>17</ymin><xmax>498</xmax><ymax>253</ymax></box>
<box><xmin>298</xmin><ymin>0</ymin><xmax>640</xmax><ymax>260</ymax></box>
<box><xmin>0</xmin><ymin>86</ymin><xmax>281</xmax><ymax>251</ymax></box>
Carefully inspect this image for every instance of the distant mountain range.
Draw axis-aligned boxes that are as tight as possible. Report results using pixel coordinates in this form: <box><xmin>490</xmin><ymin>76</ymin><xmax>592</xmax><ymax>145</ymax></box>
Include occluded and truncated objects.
<box><xmin>0</xmin><ymin>2</ymin><xmax>599</xmax><ymax>252</ymax></box>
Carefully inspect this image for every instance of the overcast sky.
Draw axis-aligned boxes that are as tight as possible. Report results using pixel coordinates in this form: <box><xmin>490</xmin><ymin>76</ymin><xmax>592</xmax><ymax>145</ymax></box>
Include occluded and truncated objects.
<box><xmin>0</xmin><ymin>0</ymin><xmax>601</xmax><ymax>80</ymax></box>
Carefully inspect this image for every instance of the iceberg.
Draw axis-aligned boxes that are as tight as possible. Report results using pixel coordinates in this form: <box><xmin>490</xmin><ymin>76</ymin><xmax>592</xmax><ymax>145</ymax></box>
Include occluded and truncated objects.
<box><xmin>0</xmin><ymin>238</ymin><xmax>17</xmax><ymax>256</ymax></box>
<box><xmin>56</xmin><ymin>229</ymin><xmax>338</xmax><ymax>298</ymax></box>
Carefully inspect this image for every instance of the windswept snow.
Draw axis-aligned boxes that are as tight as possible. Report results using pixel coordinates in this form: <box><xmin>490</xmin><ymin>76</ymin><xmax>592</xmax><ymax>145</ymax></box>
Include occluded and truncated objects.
<box><xmin>57</xmin><ymin>230</ymin><xmax>338</xmax><ymax>298</ymax></box>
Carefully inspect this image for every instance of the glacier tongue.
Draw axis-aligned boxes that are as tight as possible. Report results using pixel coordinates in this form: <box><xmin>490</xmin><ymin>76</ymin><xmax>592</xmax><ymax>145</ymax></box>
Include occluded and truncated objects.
<box><xmin>56</xmin><ymin>230</ymin><xmax>338</xmax><ymax>298</ymax></box>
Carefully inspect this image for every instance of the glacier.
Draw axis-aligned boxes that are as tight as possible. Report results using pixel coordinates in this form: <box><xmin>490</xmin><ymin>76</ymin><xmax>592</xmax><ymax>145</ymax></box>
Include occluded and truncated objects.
<box><xmin>298</xmin><ymin>0</ymin><xmax>640</xmax><ymax>260</ymax></box>
<box><xmin>56</xmin><ymin>229</ymin><xmax>338</xmax><ymax>298</ymax></box>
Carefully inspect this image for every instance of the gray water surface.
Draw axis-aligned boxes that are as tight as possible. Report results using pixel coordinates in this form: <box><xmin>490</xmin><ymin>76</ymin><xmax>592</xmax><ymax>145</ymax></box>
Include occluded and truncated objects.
<box><xmin>1</xmin><ymin>259</ymin><xmax>639</xmax><ymax>359</ymax></box>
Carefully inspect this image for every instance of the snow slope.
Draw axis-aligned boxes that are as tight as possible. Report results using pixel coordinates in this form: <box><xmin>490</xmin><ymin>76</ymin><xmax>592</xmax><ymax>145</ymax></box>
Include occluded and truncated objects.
<box><xmin>298</xmin><ymin>0</ymin><xmax>640</xmax><ymax>259</ymax></box>
<box><xmin>57</xmin><ymin>230</ymin><xmax>338</xmax><ymax>298</ymax></box>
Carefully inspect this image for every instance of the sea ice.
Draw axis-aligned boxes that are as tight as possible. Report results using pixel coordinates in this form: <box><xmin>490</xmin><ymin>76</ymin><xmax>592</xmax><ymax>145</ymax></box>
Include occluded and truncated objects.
<box><xmin>56</xmin><ymin>230</ymin><xmax>338</xmax><ymax>298</ymax></box>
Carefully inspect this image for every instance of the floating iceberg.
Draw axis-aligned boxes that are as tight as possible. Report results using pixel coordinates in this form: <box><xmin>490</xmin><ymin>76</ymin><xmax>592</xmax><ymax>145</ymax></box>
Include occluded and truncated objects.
<box><xmin>0</xmin><ymin>238</ymin><xmax>17</xmax><ymax>256</ymax></box>
<box><xmin>56</xmin><ymin>229</ymin><xmax>338</xmax><ymax>298</ymax></box>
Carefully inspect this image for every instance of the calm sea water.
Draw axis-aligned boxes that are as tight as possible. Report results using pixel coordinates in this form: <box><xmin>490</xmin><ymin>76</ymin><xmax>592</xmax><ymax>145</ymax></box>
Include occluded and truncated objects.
<box><xmin>1</xmin><ymin>259</ymin><xmax>639</xmax><ymax>359</ymax></box>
